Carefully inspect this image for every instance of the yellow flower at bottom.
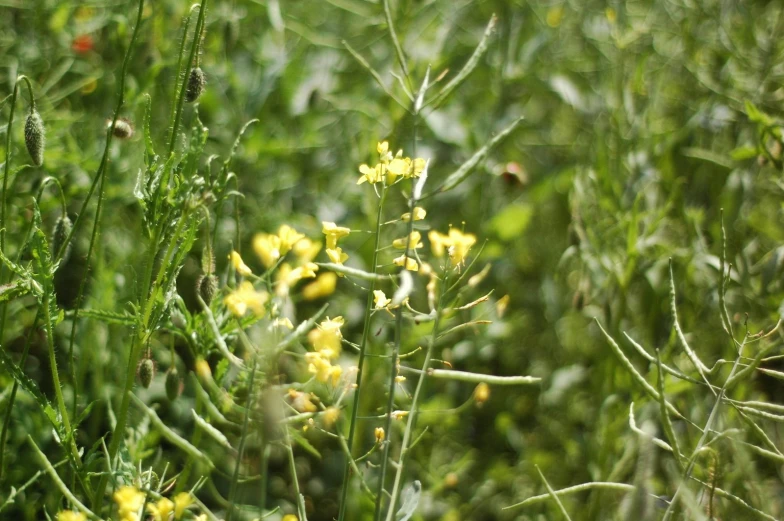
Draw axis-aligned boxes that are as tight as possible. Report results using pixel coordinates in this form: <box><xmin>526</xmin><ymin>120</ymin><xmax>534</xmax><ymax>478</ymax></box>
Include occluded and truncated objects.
<box><xmin>229</xmin><ymin>251</ymin><xmax>253</xmax><ymax>277</ymax></box>
<box><xmin>282</xmin><ymin>515</ymin><xmax>299</xmax><ymax>521</ymax></box>
<box><xmin>302</xmin><ymin>272</ymin><xmax>338</xmax><ymax>300</ymax></box>
<box><xmin>393</xmin><ymin>255</ymin><xmax>419</xmax><ymax>272</ymax></box>
<box><xmin>57</xmin><ymin>511</ymin><xmax>86</xmax><ymax>521</ymax></box>
<box><xmin>224</xmin><ymin>281</ymin><xmax>269</xmax><ymax>317</ymax></box>
<box><xmin>147</xmin><ymin>497</ymin><xmax>174</xmax><ymax>521</ymax></box>
<box><xmin>173</xmin><ymin>493</ymin><xmax>192</xmax><ymax>520</ymax></box>
<box><xmin>114</xmin><ymin>486</ymin><xmax>145</xmax><ymax>521</ymax></box>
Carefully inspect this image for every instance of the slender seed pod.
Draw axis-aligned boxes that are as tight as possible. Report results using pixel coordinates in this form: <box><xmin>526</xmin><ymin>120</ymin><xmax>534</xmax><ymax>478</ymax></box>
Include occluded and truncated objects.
<box><xmin>138</xmin><ymin>358</ymin><xmax>155</xmax><ymax>388</ymax></box>
<box><xmin>24</xmin><ymin>110</ymin><xmax>45</xmax><ymax>166</ymax></box>
<box><xmin>51</xmin><ymin>214</ymin><xmax>73</xmax><ymax>263</ymax></box>
<box><xmin>197</xmin><ymin>273</ymin><xmax>218</xmax><ymax>305</ymax></box>
<box><xmin>165</xmin><ymin>367</ymin><xmax>181</xmax><ymax>401</ymax></box>
<box><xmin>185</xmin><ymin>67</ymin><xmax>206</xmax><ymax>103</ymax></box>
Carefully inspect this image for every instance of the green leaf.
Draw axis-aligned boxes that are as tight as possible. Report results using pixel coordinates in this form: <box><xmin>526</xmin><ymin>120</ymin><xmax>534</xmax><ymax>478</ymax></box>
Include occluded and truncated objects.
<box><xmin>65</xmin><ymin>308</ymin><xmax>136</xmax><ymax>326</ymax></box>
<box><xmin>142</xmin><ymin>93</ymin><xmax>156</xmax><ymax>157</ymax></box>
<box><xmin>745</xmin><ymin>100</ymin><xmax>774</xmax><ymax>127</ymax></box>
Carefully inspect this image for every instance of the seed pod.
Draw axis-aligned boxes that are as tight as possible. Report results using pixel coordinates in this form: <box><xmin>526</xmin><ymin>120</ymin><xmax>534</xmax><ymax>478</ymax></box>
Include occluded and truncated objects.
<box><xmin>51</xmin><ymin>214</ymin><xmax>73</xmax><ymax>263</ymax></box>
<box><xmin>185</xmin><ymin>67</ymin><xmax>206</xmax><ymax>103</ymax></box>
<box><xmin>110</xmin><ymin>118</ymin><xmax>134</xmax><ymax>140</ymax></box>
<box><xmin>138</xmin><ymin>358</ymin><xmax>155</xmax><ymax>388</ymax></box>
<box><xmin>197</xmin><ymin>273</ymin><xmax>218</xmax><ymax>305</ymax></box>
<box><xmin>170</xmin><ymin>308</ymin><xmax>187</xmax><ymax>329</ymax></box>
<box><xmin>25</xmin><ymin>110</ymin><xmax>45</xmax><ymax>166</ymax></box>
<box><xmin>165</xmin><ymin>367</ymin><xmax>181</xmax><ymax>401</ymax></box>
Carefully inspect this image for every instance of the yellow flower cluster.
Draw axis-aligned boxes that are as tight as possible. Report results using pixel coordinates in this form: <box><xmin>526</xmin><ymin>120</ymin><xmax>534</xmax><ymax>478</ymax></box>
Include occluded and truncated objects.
<box><xmin>302</xmin><ymin>272</ymin><xmax>338</xmax><ymax>300</ymax></box>
<box><xmin>223</xmin><ymin>281</ymin><xmax>269</xmax><ymax>317</ymax></box>
<box><xmin>322</xmin><ymin>221</ymin><xmax>350</xmax><ymax>270</ymax></box>
<box><xmin>276</xmin><ymin>261</ymin><xmax>319</xmax><ymax>297</ymax></box>
<box><xmin>147</xmin><ymin>492</ymin><xmax>193</xmax><ymax>521</ymax></box>
<box><xmin>252</xmin><ymin>224</ymin><xmax>306</xmax><ymax>267</ymax></box>
<box><xmin>357</xmin><ymin>141</ymin><xmax>426</xmax><ymax>185</ymax></box>
<box><xmin>56</xmin><ymin>511</ymin><xmax>86</xmax><ymax>521</ymax></box>
<box><xmin>429</xmin><ymin>228</ymin><xmax>477</xmax><ymax>267</ymax></box>
<box><xmin>114</xmin><ymin>486</ymin><xmax>145</xmax><ymax>521</ymax></box>
<box><xmin>306</xmin><ymin>316</ymin><xmax>345</xmax><ymax>384</ymax></box>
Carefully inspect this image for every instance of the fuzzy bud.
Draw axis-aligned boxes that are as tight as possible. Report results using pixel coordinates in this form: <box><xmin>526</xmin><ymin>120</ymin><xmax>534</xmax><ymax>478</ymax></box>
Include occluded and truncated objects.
<box><xmin>165</xmin><ymin>367</ymin><xmax>181</xmax><ymax>401</ymax></box>
<box><xmin>138</xmin><ymin>358</ymin><xmax>155</xmax><ymax>388</ymax></box>
<box><xmin>374</xmin><ymin>427</ymin><xmax>385</xmax><ymax>444</ymax></box>
<box><xmin>185</xmin><ymin>67</ymin><xmax>206</xmax><ymax>103</ymax></box>
<box><xmin>197</xmin><ymin>273</ymin><xmax>218</xmax><ymax>305</ymax></box>
<box><xmin>110</xmin><ymin>118</ymin><xmax>134</xmax><ymax>140</ymax></box>
<box><xmin>473</xmin><ymin>382</ymin><xmax>490</xmax><ymax>407</ymax></box>
<box><xmin>51</xmin><ymin>214</ymin><xmax>73</xmax><ymax>263</ymax></box>
<box><xmin>25</xmin><ymin>110</ymin><xmax>45</xmax><ymax>166</ymax></box>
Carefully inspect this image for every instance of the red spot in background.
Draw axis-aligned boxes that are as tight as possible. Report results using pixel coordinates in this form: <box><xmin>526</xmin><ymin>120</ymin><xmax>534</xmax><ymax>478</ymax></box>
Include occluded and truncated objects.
<box><xmin>72</xmin><ymin>34</ymin><xmax>93</xmax><ymax>54</ymax></box>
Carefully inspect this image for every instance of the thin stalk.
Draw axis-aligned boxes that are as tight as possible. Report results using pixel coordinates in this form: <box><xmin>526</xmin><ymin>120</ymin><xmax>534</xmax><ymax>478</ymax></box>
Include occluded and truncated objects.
<box><xmin>661</xmin><ymin>334</ymin><xmax>748</xmax><ymax>520</ymax></box>
<box><xmin>374</xmin><ymin>124</ymin><xmax>421</xmax><ymax>521</ymax></box>
<box><xmin>168</xmin><ymin>0</ymin><xmax>208</xmax><ymax>156</ymax></box>
<box><xmin>170</xmin><ymin>6</ymin><xmax>199</xmax><ymax>134</ymax></box>
<box><xmin>284</xmin><ymin>420</ymin><xmax>307</xmax><ymax>520</ymax></box>
<box><xmin>382</xmin><ymin>0</ymin><xmax>411</xmax><ymax>90</ymax></box>
<box><xmin>42</xmin><ymin>290</ymin><xmax>82</xmax><ymax>466</ymax></box>
<box><xmin>384</xmin><ymin>270</ymin><xmax>449</xmax><ymax>521</ymax></box>
<box><xmin>336</xmin><ymin>185</ymin><xmax>389</xmax><ymax>521</ymax></box>
<box><xmin>227</xmin><ymin>359</ymin><xmax>258</xmax><ymax>521</ymax></box>
<box><xmin>93</xmin><ymin>209</ymin><xmax>190</xmax><ymax>510</ymax></box>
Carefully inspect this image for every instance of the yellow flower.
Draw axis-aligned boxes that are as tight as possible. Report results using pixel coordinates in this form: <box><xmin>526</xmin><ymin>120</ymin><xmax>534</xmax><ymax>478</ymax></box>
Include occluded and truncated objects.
<box><xmin>374</xmin><ymin>427</ymin><xmax>385</xmax><ymax>443</ymax></box>
<box><xmin>302</xmin><ymin>272</ymin><xmax>338</xmax><ymax>300</ymax></box>
<box><xmin>229</xmin><ymin>251</ymin><xmax>253</xmax><ymax>277</ymax></box>
<box><xmin>292</xmin><ymin>238</ymin><xmax>322</xmax><ymax>263</ymax></box>
<box><xmin>392</xmin><ymin>231</ymin><xmax>422</xmax><ymax>250</ymax></box>
<box><xmin>357</xmin><ymin>163</ymin><xmax>385</xmax><ymax>185</ymax></box>
<box><xmin>276</xmin><ymin>262</ymin><xmax>319</xmax><ymax>296</ymax></box>
<box><xmin>223</xmin><ymin>281</ymin><xmax>269</xmax><ymax>317</ymax></box>
<box><xmin>147</xmin><ymin>497</ymin><xmax>174</xmax><ymax>521</ymax></box>
<box><xmin>57</xmin><ymin>511</ymin><xmax>86</xmax><ymax>521</ymax></box>
<box><xmin>252</xmin><ymin>233</ymin><xmax>282</xmax><ymax>267</ymax></box>
<box><xmin>305</xmin><ymin>352</ymin><xmax>343</xmax><ymax>384</ymax></box>
<box><xmin>391</xmin><ymin>410</ymin><xmax>409</xmax><ymax>420</ymax></box>
<box><xmin>377</xmin><ymin>140</ymin><xmax>390</xmax><ymax>157</ymax></box>
<box><xmin>428</xmin><ymin>228</ymin><xmax>477</xmax><ymax>267</ymax></box>
<box><xmin>273</xmin><ymin>317</ymin><xmax>294</xmax><ymax>329</ymax></box>
<box><xmin>288</xmin><ymin>389</ymin><xmax>318</xmax><ymax>412</ymax></box>
<box><xmin>326</xmin><ymin>247</ymin><xmax>349</xmax><ymax>266</ymax></box>
<box><xmin>194</xmin><ymin>516</ymin><xmax>207</xmax><ymax>521</ymax></box>
<box><xmin>322</xmin><ymin>406</ymin><xmax>340</xmax><ymax>428</ymax></box>
<box><xmin>373</xmin><ymin>290</ymin><xmax>391</xmax><ymax>309</ymax></box>
<box><xmin>474</xmin><ymin>382</ymin><xmax>490</xmax><ymax>406</ymax></box>
<box><xmin>401</xmin><ymin>207</ymin><xmax>427</xmax><ymax>222</ymax></box>
<box><xmin>386</xmin><ymin>156</ymin><xmax>410</xmax><ymax>183</ymax></box>
<box><xmin>114</xmin><ymin>486</ymin><xmax>145</xmax><ymax>521</ymax></box>
<box><xmin>393</xmin><ymin>255</ymin><xmax>419</xmax><ymax>272</ymax></box>
<box><xmin>322</xmin><ymin>222</ymin><xmax>350</xmax><ymax>249</ymax></box>
<box><xmin>411</xmin><ymin>157</ymin><xmax>427</xmax><ymax>177</ymax></box>
<box><xmin>308</xmin><ymin>316</ymin><xmax>344</xmax><ymax>358</ymax></box>
<box><xmin>277</xmin><ymin>224</ymin><xmax>305</xmax><ymax>255</ymax></box>
<box><xmin>173</xmin><ymin>493</ymin><xmax>192</xmax><ymax>519</ymax></box>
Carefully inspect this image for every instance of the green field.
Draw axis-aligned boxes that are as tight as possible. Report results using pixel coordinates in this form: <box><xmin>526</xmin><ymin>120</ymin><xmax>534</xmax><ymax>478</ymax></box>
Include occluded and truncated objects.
<box><xmin>0</xmin><ymin>1</ymin><xmax>783</xmax><ymax>520</ymax></box>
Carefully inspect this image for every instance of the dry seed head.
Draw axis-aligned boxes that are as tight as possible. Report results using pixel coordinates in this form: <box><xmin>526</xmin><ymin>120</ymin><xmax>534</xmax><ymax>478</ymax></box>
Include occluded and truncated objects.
<box><xmin>197</xmin><ymin>273</ymin><xmax>218</xmax><ymax>305</ymax></box>
<box><xmin>109</xmin><ymin>118</ymin><xmax>134</xmax><ymax>139</ymax></box>
<box><xmin>138</xmin><ymin>358</ymin><xmax>155</xmax><ymax>388</ymax></box>
<box><xmin>165</xmin><ymin>367</ymin><xmax>181</xmax><ymax>401</ymax></box>
<box><xmin>25</xmin><ymin>110</ymin><xmax>45</xmax><ymax>166</ymax></box>
<box><xmin>52</xmin><ymin>214</ymin><xmax>73</xmax><ymax>264</ymax></box>
<box><xmin>185</xmin><ymin>67</ymin><xmax>206</xmax><ymax>103</ymax></box>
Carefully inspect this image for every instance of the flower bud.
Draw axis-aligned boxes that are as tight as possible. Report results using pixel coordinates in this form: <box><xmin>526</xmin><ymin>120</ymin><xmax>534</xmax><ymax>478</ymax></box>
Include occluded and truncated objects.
<box><xmin>138</xmin><ymin>358</ymin><xmax>155</xmax><ymax>388</ymax></box>
<box><xmin>185</xmin><ymin>67</ymin><xmax>206</xmax><ymax>103</ymax></box>
<box><xmin>25</xmin><ymin>110</ymin><xmax>45</xmax><ymax>166</ymax></box>
<box><xmin>473</xmin><ymin>382</ymin><xmax>490</xmax><ymax>407</ymax></box>
<box><xmin>110</xmin><ymin>118</ymin><xmax>134</xmax><ymax>140</ymax></box>
<box><xmin>197</xmin><ymin>273</ymin><xmax>218</xmax><ymax>305</ymax></box>
<box><xmin>51</xmin><ymin>214</ymin><xmax>73</xmax><ymax>263</ymax></box>
<box><xmin>374</xmin><ymin>427</ymin><xmax>385</xmax><ymax>444</ymax></box>
<box><xmin>165</xmin><ymin>367</ymin><xmax>181</xmax><ymax>401</ymax></box>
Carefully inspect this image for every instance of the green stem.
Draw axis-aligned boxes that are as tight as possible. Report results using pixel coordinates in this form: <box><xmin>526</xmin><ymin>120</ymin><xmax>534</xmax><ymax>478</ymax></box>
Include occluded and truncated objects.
<box><xmin>227</xmin><ymin>358</ymin><xmax>258</xmax><ymax>521</ymax></box>
<box><xmin>337</xmin><ymin>185</ymin><xmax>388</xmax><ymax>521</ymax></box>
<box><xmin>168</xmin><ymin>0</ymin><xmax>208</xmax><ymax>156</ymax></box>
<box><xmin>42</xmin><ymin>290</ymin><xmax>82</xmax><ymax>466</ymax></box>
<box><xmin>384</xmin><ymin>270</ymin><xmax>449</xmax><ymax>521</ymax></box>
<box><xmin>170</xmin><ymin>6</ymin><xmax>199</xmax><ymax>136</ymax></box>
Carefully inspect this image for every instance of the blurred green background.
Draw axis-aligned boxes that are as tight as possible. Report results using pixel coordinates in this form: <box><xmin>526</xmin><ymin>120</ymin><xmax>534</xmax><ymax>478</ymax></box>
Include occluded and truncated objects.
<box><xmin>2</xmin><ymin>0</ymin><xmax>784</xmax><ymax>519</ymax></box>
